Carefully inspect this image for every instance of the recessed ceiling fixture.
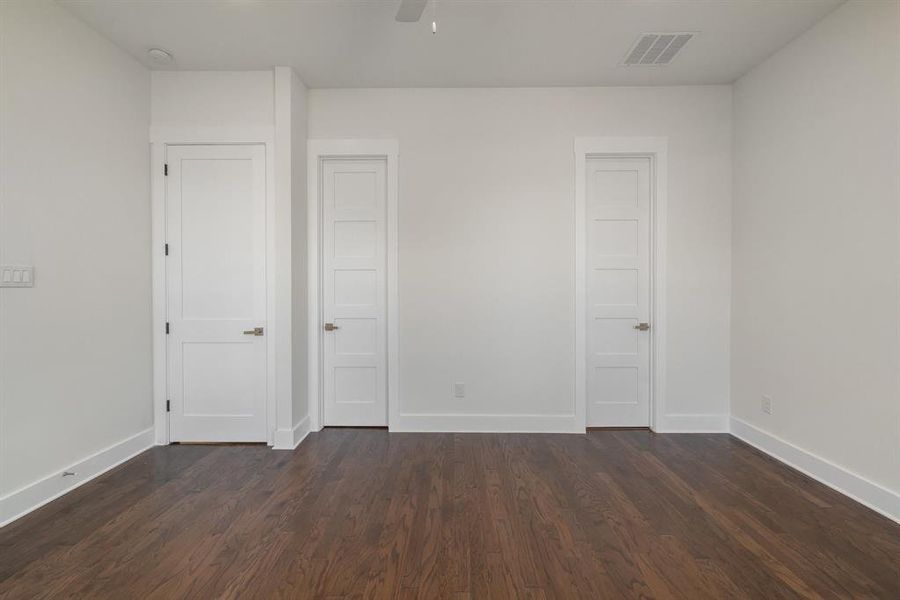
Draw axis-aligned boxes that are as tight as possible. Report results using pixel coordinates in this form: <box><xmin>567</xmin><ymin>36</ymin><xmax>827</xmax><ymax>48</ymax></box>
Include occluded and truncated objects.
<box><xmin>146</xmin><ymin>47</ymin><xmax>174</xmax><ymax>65</ymax></box>
<box><xmin>622</xmin><ymin>33</ymin><xmax>694</xmax><ymax>66</ymax></box>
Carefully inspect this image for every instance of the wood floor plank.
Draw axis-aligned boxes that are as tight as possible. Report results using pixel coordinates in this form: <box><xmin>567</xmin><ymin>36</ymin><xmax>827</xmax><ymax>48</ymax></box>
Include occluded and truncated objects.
<box><xmin>1</xmin><ymin>430</ymin><xmax>898</xmax><ymax>599</ymax></box>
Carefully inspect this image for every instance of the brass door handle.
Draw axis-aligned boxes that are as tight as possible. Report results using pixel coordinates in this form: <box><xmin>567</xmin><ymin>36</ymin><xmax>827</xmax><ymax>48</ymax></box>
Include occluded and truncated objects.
<box><xmin>324</xmin><ymin>323</ymin><xmax>339</xmax><ymax>331</ymax></box>
<box><xmin>243</xmin><ymin>327</ymin><xmax>264</xmax><ymax>336</ymax></box>
<box><xmin>634</xmin><ymin>323</ymin><xmax>650</xmax><ymax>331</ymax></box>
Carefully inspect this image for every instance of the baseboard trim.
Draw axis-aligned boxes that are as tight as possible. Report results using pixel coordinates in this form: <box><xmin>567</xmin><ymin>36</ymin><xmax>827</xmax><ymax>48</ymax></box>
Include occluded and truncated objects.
<box><xmin>0</xmin><ymin>427</ymin><xmax>155</xmax><ymax>528</ymax></box>
<box><xmin>273</xmin><ymin>415</ymin><xmax>311</xmax><ymax>450</ymax></box>
<box><xmin>730</xmin><ymin>417</ymin><xmax>900</xmax><ymax>523</ymax></box>
<box><xmin>390</xmin><ymin>413</ymin><xmax>583</xmax><ymax>433</ymax></box>
<box><xmin>656</xmin><ymin>413</ymin><xmax>729</xmax><ymax>433</ymax></box>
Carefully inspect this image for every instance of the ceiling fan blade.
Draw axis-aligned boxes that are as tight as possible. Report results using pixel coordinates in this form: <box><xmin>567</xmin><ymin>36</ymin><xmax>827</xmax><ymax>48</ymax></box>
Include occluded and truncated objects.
<box><xmin>395</xmin><ymin>0</ymin><xmax>428</xmax><ymax>23</ymax></box>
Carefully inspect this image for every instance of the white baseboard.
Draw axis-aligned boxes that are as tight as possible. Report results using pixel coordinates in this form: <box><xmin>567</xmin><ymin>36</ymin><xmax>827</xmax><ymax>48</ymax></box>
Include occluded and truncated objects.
<box><xmin>730</xmin><ymin>417</ymin><xmax>900</xmax><ymax>523</ymax></box>
<box><xmin>390</xmin><ymin>413</ymin><xmax>583</xmax><ymax>433</ymax></box>
<box><xmin>388</xmin><ymin>413</ymin><xmax>728</xmax><ymax>433</ymax></box>
<box><xmin>273</xmin><ymin>415</ymin><xmax>311</xmax><ymax>450</ymax></box>
<box><xmin>0</xmin><ymin>427</ymin><xmax>155</xmax><ymax>528</ymax></box>
<box><xmin>656</xmin><ymin>413</ymin><xmax>729</xmax><ymax>433</ymax></box>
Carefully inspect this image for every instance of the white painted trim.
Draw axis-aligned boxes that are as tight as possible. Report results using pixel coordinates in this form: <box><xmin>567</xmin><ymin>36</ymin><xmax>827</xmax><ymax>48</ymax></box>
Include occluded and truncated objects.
<box><xmin>574</xmin><ymin>137</ymin><xmax>668</xmax><ymax>432</ymax></box>
<box><xmin>150</xmin><ymin>126</ymin><xmax>280</xmax><ymax>445</ymax></box>
<box><xmin>265</xmin><ymin>139</ymin><xmax>278</xmax><ymax>445</ymax></box>
<box><xmin>657</xmin><ymin>413</ymin><xmax>728</xmax><ymax>433</ymax></box>
<box><xmin>151</xmin><ymin>141</ymin><xmax>167</xmax><ymax>445</ymax></box>
<box><xmin>0</xmin><ymin>428</ymin><xmax>154</xmax><ymax>528</ymax></box>
<box><xmin>150</xmin><ymin>126</ymin><xmax>275</xmax><ymax>145</ymax></box>
<box><xmin>730</xmin><ymin>417</ymin><xmax>900</xmax><ymax>524</ymax></box>
<box><xmin>307</xmin><ymin>139</ymin><xmax>400</xmax><ymax>432</ymax></box>
<box><xmin>273</xmin><ymin>415</ymin><xmax>311</xmax><ymax>450</ymax></box>
<box><xmin>391</xmin><ymin>413</ymin><xmax>582</xmax><ymax>433</ymax></box>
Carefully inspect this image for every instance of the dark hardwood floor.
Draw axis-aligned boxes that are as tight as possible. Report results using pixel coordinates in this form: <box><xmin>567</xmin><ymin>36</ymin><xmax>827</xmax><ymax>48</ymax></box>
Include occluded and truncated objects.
<box><xmin>1</xmin><ymin>430</ymin><xmax>898</xmax><ymax>599</ymax></box>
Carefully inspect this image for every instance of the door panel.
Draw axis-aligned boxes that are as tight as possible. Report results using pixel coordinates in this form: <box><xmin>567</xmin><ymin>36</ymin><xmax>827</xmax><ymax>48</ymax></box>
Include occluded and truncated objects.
<box><xmin>322</xmin><ymin>158</ymin><xmax>387</xmax><ymax>426</ymax></box>
<box><xmin>166</xmin><ymin>144</ymin><xmax>267</xmax><ymax>442</ymax></box>
<box><xmin>586</xmin><ymin>156</ymin><xmax>651</xmax><ymax>427</ymax></box>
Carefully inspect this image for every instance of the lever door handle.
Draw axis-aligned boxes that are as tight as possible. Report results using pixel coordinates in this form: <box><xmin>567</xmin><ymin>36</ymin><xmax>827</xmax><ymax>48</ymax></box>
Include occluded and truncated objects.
<box><xmin>243</xmin><ymin>327</ymin><xmax>264</xmax><ymax>336</ymax></box>
<box><xmin>633</xmin><ymin>323</ymin><xmax>650</xmax><ymax>331</ymax></box>
<box><xmin>324</xmin><ymin>323</ymin><xmax>339</xmax><ymax>331</ymax></box>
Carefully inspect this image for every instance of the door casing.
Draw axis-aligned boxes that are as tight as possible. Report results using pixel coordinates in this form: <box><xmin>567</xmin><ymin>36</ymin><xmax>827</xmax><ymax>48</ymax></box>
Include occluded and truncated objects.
<box><xmin>307</xmin><ymin>139</ymin><xmax>400</xmax><ymax>432</ymax></box>
<box><xmin>574</xmin><ymin>138</ymin><xmax>668</xmax><ymax>432</ymax></box>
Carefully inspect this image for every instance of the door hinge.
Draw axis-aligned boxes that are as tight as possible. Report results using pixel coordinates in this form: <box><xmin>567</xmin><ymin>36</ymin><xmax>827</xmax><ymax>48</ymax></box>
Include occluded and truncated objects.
<box><xmin>166</xmin><ymin>400</ymin><xmax>170</xmax><ymax>412</ymax></box>
<box><xmin>164</xmin><ymin>163</ymin><xmax>168</xmax><ymax>176</ymax></box>
<box><xmin>165</xmin><ymin>322</ymin><xmax>170</xmax><ymax>334</ymax></box>
<box><xmin>164</xmin><ymin>243</ymin><xmax>169</xmax><ymax>256</ymax></box>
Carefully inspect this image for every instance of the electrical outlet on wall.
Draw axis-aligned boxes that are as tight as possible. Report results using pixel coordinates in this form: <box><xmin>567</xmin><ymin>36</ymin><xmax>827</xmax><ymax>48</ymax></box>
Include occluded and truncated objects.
<box><xmin>453</xmin><ymin>382</ymin><xmax>465</xmax><ymax>398</ymax></box>
<box><xmin>761</xmin><ymin>395</ymin><xmax>773</xmax><ymax>415</ymax></box>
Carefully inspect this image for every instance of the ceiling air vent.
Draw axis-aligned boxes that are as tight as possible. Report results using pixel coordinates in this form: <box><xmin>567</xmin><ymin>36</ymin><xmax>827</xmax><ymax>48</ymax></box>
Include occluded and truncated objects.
<box><xmin>622</xmin><ymin>33</ymin><xmax>694</xmax><ymax>66</ymax></box>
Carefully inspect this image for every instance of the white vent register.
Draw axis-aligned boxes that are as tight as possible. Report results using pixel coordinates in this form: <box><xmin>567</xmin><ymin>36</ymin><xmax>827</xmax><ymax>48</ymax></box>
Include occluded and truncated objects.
<box><xmin>622</xmin><ymin>33</ymin><xmax>694</xmax><ymax>66</ymax></box>
<box><xmin>0</xmin><ymin>265</ymin><xmax>34</xmax><ymax>287</ymax></box>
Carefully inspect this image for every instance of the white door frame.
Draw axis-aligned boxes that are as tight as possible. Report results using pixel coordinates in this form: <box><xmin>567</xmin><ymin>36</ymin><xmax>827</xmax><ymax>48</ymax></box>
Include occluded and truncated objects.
<box><xmin>574</xmin><ymin>137</ymin><xmax>668</xmax><ymax>431</ymax></box>
<box><xmin>307</xmin><ymin>139</ymin><xmax>400</xmax><ymax>432</ymax></box>
<box><xmin>150</xmin><ymin>126</ymin><xmax>279</xmax><ymax>445</ymax></box>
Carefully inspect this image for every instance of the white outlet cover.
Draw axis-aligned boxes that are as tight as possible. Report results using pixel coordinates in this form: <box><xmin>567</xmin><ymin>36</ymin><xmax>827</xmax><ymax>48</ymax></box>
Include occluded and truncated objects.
<box><xmin>0</xmin><ymin>265</ymin><xmax>34</xmax><ymax>287</ymax></box>
<box><xmin>453</xmin><ymin>382</ymin><xmax>465</xmax><ymax>398</ymax></box>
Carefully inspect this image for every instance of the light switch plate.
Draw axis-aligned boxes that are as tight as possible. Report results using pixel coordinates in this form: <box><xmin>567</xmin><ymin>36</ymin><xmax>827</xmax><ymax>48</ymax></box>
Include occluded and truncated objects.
<box><xmin>0</xmin><ymin>266</ymin><xmax>35</xmax><ymax>287</ymax></box>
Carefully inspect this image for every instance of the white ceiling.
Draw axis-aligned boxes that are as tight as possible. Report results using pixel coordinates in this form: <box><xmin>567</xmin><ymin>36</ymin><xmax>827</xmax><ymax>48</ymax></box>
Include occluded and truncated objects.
<box><xmin>60</xmin><ymin>0</ymin><xmax>843</xmax><ymax>88</ymax></box>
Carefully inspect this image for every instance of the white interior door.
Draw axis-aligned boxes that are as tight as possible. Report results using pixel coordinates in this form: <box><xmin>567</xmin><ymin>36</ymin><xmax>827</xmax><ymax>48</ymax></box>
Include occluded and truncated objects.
<box><xmin>586</xmin><ymin>156</ymin><xmax>652</xmax><ymax>427</ymax></box>
<box><xmin>166</xmin><ymin>144</ymin><xmax>267</xmax><ymax>442</ymax></box>
<box><xmin>322</xmin><ymin>158</ymin><xmax>387</xmax><ymax>426</ymax></box>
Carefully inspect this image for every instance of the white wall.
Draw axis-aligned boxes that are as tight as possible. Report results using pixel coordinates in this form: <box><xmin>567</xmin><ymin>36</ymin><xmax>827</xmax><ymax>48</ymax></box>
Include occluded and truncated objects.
<box><xmin>291</xmin><ymin>72</ymin><xmax>309</xmax><ymax>431</ymax></box>
<box><xmin>274</xmin><ymin>67</ymin><xmax>295</xmax><ymax>446</ymax></box>
<box><xmin>309</xmin><ymin>86</ymin><xmax>732</xmax><ymax>431</ymax></box>
<box><xmin>731</xmin><ymin>2</ymin><xmax>900</xmax><ymax>502</ymax></box>
<box><xmin>273</xmin><ymin>66</ymin><xmax>310</xmax><ymax>447</ymax></box>
<box><xmin>151</xmin><ymin>71</ymin><xmax>274</xmax><ymax>129</ymax></box>
<box><xmin>0</xmin><ymin>0</ymin><xmax>151</xmax><ymax>512</ymax></box>
<box><xmin>732</xmin><ymin>0</ymin><xmax>900</xmax><ymax>502</ymax></box>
